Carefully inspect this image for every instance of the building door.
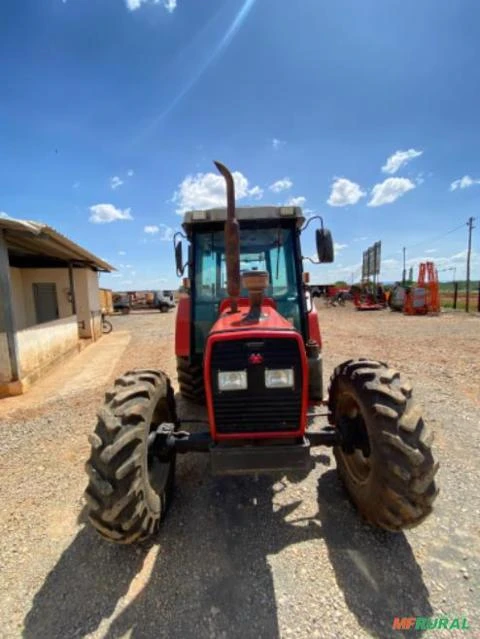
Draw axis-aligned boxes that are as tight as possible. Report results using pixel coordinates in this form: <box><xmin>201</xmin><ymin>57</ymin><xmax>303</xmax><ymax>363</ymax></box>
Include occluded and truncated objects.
<box><xmin>33</xmin><ymin>283</ymin><xmax>59</xmax><ymax>324</ymax></box>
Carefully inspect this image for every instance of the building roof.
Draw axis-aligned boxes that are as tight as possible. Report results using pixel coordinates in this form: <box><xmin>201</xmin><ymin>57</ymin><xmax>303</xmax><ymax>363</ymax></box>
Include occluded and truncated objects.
<box><xmin>182</xmin><ymin>206</ymin><xmax>304</xmax><ymax>234</ymax></box>
<box><xmin>0</xmin><ymin>216</ymin><xmax>114</xmax><ymax>272</ymax></box>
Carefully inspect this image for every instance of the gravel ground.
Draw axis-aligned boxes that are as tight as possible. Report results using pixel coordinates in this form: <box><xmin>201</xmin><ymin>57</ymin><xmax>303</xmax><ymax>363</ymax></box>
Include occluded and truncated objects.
<box><xmin>0</xmin><ymin>306</ymin><xmax>479</xmax><ymax>639</ymax></box>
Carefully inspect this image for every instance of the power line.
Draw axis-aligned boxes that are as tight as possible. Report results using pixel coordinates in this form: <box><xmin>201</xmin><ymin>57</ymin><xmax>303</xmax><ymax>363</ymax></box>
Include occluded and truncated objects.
<box><xmin>380</xmin><ymin>221</ymin><xmax>467</xmax><ymax>266</ymax></box>
<box><xmin>404</xmin><ymin>222</ymin><xmax>466</xmax><ymax>252</ymax></box>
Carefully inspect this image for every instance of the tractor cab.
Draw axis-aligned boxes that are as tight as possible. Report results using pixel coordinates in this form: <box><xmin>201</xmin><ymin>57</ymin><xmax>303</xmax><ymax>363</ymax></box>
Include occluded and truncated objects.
<box><xmin>181</xmin><ymin>207</ymin><xmax>308</xmax><ymax>354</ymax></box>
<box><xmin>174</xmin><ymin>177</ymin><xmax>334</xmax><ymax>410</ymax></box>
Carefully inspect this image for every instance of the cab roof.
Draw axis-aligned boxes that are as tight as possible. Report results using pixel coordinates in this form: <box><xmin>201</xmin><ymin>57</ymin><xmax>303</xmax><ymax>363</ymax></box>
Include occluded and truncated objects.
<box><xmin>182</xmin><ymin>206</ymin><xmax>305</xmax><ymax>235</ymax></box>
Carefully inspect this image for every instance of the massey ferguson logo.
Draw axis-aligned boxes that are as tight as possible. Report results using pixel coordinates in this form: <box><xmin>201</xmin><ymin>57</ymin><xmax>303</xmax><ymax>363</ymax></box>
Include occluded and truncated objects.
<box><xmin>248</xmin><ymin>353</ymin><xmax>264</xmax><ymax>365</ymax></box>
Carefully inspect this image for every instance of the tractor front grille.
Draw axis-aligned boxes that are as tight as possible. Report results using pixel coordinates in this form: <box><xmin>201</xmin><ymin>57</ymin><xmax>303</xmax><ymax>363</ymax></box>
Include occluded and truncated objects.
<box><xmin>210</xmin><ymin>338</ymin><xmax>303</xmax><ymax>434</ymax></box>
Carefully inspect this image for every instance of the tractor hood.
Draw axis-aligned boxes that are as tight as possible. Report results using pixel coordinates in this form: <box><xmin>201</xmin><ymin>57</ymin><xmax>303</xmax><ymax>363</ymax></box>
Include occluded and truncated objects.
<box><xmin>209</xmin><ymin>297</ymin><xmax>296</xmax><ymax>337</ymax></box>
<box><xmin>204</xmin><ymin>296</ymin><xmax>308</xmax><ymax>442</ymax></box>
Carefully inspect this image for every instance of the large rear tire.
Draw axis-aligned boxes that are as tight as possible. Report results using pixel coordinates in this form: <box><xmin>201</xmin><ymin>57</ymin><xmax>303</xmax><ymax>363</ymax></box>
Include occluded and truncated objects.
<box><xmin>85</xmin><ymin>369</ymin><xmax>177</xmax><ymax>543</ymax></box>
<box><xmin>176</xmin><ymin>356</ymin><xmax>205</xmax><ymax>404</ymax></box>
<box><xmin>328</xmin><ymin>359</ymin><xmax>439</xmax><ymax>531</ymax></box>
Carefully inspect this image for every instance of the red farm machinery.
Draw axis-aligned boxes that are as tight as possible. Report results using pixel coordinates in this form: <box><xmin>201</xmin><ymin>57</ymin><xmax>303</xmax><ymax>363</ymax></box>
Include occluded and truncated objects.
<box><xmin>353</xmin><ymin>282</ymin><xmax>387</xmax><ymax>311</ymax></box>
<box><xmin>84</xmin><ymin>161</ymin><xmax>439</xmax><ymax>544</ymax></box>
<box><xmin>389</xmin><ymin>262</ymin><xmax>441</xmax><ymax>315</ymax></box>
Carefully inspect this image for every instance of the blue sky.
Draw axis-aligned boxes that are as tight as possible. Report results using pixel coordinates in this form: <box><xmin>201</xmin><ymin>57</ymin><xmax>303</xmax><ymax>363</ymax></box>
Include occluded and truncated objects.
<box><xmin>1</xmin><ymin>0</ymin><xmax>479</xmax><ymax>288</ymax></box>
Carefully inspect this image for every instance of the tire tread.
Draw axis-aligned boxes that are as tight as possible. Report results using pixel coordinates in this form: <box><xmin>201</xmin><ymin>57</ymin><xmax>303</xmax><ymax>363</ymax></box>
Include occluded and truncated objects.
<box><xmin>328</xmin><ymin>359</ymin><xmax>439</xmax><ymax>531</ymax></box>
<box><xmin>84</xmin><ymin>369</ymin><xmax>176</xmax><ymax>543</ymax></box>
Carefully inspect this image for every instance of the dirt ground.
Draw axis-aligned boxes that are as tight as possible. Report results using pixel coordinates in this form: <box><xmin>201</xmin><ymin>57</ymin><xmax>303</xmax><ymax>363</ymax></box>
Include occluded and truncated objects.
<box><xmin>0</xmin><ymin>305</ymin><xmax>479</xmax><ymax>639</ymax></box>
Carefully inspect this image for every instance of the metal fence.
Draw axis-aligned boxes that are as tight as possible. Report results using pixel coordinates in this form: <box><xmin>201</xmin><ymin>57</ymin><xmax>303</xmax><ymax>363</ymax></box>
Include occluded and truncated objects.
<box><xmin>441</xmin><ymin>281</ymin><xmax>480</xmax><ymax>312</ymax></box>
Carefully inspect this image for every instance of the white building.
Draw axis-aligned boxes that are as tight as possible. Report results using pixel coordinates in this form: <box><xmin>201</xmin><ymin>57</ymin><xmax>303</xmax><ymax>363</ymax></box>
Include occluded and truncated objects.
<box><xmin>0</xmin><ymin>217</ymin><xmax>114</xmax><ymax>397</ymax></box>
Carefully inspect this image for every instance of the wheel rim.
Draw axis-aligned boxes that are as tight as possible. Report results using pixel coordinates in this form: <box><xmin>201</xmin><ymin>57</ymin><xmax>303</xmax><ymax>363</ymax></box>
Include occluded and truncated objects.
<box><xmin>145</xmin><ymin>402</ymin><xmax>175</xmax><ymax>511</ymax></box>
<box><xmin>148</xmin><ymin>446</ymin><xmax>173</xmax><ymax>499</ymax></box>
<box><xmin>336</xmin><ymin>392</ymin><xmax>371</xmax><ymax>484</ymax></box>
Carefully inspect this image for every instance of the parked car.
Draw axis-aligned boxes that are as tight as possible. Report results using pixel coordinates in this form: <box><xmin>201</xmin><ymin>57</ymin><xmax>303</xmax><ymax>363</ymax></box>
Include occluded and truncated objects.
<box><xmin>112</xmin><ymin>290</ymin><xmax>176</xmax><ymax>313</ymax></box>
<box><xmin>113</xmin><ymin>294</ymin><xmax>131</xmax><ymax>314</ymax></box>
<box><xmin>155</xmin><ymin>292</ymin><xmax>175</xmax><ymax>313</ymax></box>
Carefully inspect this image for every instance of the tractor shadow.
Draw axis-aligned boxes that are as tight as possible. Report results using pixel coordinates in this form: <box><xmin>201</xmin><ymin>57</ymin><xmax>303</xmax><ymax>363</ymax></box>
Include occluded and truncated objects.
<box><xmin>22</xmin><ymin>522</ymin><xmax>147</xmax><ymax>639</ymax></box>
<box><xmin>315</xmin><ymin>470</ymin><xmax>433</xmax><ymax>639</ymax></box>
<box><xmin>103</xmin><ymin>473</ymin><xmax>320</xmax><ymax>639</ymax></box>
<box><xmin>23</xmin><ymin>400</ymin><xmax>432</xmax><ymax>639</ymax></box>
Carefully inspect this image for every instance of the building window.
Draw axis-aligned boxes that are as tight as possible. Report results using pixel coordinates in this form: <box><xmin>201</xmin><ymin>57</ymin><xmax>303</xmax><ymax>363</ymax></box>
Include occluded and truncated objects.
<box><xmin>33</xmin><ymin>283</ymin><xmax>59</xmax><ymax>324</ymax></box>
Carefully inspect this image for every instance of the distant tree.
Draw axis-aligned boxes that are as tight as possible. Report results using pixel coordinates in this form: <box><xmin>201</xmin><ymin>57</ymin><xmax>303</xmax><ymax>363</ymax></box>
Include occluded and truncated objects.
<box><xmin>334</xmin><ymin>280</ymin><xmax>349</xmax><ymax>288</ymax></box>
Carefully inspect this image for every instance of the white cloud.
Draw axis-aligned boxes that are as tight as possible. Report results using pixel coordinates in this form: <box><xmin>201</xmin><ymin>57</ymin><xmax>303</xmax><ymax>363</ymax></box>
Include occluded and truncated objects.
<box><xmin>158</xmin><ymin>224</ymin><xmax>175</xmax><ymax>241</ymax></box>
<box><xmin>272</xmin><ymin>138</ymin><xmax>286</xmax><ymax>151</ymax></box>
<box><xmin>126</xmin><ymin>0</ymin><xmax>176</xmax><ymax>12</ymax></box>
<box><xmin>144</xmin><ymin>277</ymin><xmax>168</xmax><ymax>284</ymax></box>
<box><xmin>449</xmin><ymin>250</ymin><xmax>468</xmax><ymax>262</ymax></box>
<box><xmin>405</xmin><ymin>250</ymin><xmax>480</xmax><ymax>270</ymax></box>
<box><xmin>353</xmin><ymin>236</ymin><xmax>368</xmax><ymax>242</ymax></box>
<box><xmin>269</xmin><ymin>178</ymin><xmax>293</xmax><ymax>193</ymax></box>
<box><xmin>111</xmin><ymin>273</ymin><xmax>122</xmax><ymax>278</ymax></box>
<box><xmin>334</xmin><ymin>243</ymin><xmax>348</xmax><ymax>252</ymax></box>
<box><xmin>89</xmin><ymin>204</ymin><xmax>133</xmax><ymax>224</ymax></box>
<box><xmin>144</xmin><ymin>224</ymin><xmax>174</xmax><ymax>240</ymax></box>
<box><xmin>0</xmin><ymin>211</ymin><xmax>11</xmax><ymax>219</ymax></box>
<box><xmin>382</xmin><ymin>258</ymin><xmax>399</xmax><ymax>266</ymax></box>
<box><xmin>127</xmin><ymin>169</ymin><xmax>134</xmax><ymax>177</ymax></box>
<box><xmin>327</xmin><ymin>178</ymin><xmax>366</xmax><ymax>207</ymax></box>
<box><xmin>425</xmin><ymin>248</ymin><xmax>437</xmax><ymax>254</ymax></box>
<box><xmin>286</xmin><ymin>196</ymin><xmax>306</xmax><ymax>207</ymax></box>
<box><xmin>110</xmin><ymin>176</ymin><xmax>124</xmax><ymax>190</ymax></box>
<box><xmin>368</xmin><ymin>178</ymin><xmax>415</xmax><ymax>207</ymax></box>
<box><xmin>450</xmin><ymin>175</ymin><xmax>480</xmax><ymax>191</ymax></box>
<box><xmin>249</xmin><ymin>185</ymin><xmax>264</xmax><ymax>200</ymax></box>
<box><xmin>381</xmin><ymin>149</ymin><xmax>423</xmax><ymax>174</ymax></box>
<box><xmin>311</xmin><ymin>260</ymin><xmax>363</xmax><ymax>283</ymax></box>
<box><xmin>173</xmin><ymin>171</ymin><xmax>262</xmax><ymax>214</ymax></box>
<box><xmin>118</xmin><ymin>250</ymin><xmax>126</xmax><ymax>255</ymax></box>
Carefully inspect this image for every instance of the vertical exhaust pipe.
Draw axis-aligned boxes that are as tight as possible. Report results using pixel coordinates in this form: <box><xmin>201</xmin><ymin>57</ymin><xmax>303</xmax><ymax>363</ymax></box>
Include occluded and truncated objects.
<box><xmin>214</xmin><ymin>161</ymin><xmax>240</xmax><ymax>312</ymax></box>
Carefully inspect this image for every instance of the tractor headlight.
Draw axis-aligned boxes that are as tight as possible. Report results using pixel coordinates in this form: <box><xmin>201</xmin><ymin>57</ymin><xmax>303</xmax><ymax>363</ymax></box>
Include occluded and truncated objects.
<box><xmin>218</xmin><ymin>370</ymin><xmax>247</xmax><ymax>391</ymax></box>
<box><xmin>265</xmin><ymin>368</ymin><xmax>294</xmax><ymax>389</ymax></box>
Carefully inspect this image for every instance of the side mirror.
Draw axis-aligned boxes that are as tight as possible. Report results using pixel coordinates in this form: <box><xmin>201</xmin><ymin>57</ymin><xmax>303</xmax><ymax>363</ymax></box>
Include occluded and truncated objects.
<box><xmin>316</xmin><ymin>228</ymin><xmax>334</xmax><ymax>263</ymax></box>
<box><xmin>175</xmin><ymin>240</ymin><xmax>184</xmax><ymax>276</ymax></box>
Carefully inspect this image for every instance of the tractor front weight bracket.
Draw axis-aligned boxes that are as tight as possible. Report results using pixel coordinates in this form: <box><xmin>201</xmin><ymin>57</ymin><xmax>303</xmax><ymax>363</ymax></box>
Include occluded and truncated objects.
<box><xmin>148</xmin><ymin>423</ymin><xmax>341</xmax><ymax>456</ymax></box>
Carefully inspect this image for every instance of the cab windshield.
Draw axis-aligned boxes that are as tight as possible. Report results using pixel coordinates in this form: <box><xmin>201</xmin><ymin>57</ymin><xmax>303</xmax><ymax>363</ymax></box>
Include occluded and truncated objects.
<box><xmin>192</xmin><ymin>223</ymin><xmax>302</xmax><ymax>353</ymax></box>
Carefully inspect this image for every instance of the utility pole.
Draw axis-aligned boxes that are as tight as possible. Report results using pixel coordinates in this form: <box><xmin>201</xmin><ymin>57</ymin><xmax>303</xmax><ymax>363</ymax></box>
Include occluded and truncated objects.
<box><xmin>466</xmin><ymin>217</ymin><xmax>475</xmax><ymax>312</ymax></box>
<box><xmin>402</xmin><ymin>247</ymin><xmax>406</xmax><ymax>285</ymax></box>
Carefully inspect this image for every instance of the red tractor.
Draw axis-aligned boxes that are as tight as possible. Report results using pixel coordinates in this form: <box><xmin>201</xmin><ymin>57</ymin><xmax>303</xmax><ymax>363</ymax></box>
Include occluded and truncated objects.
<box><xmin>84</xmin><ymin>162</ymin><xmax>438</xmax><ymax>544</ymax></box>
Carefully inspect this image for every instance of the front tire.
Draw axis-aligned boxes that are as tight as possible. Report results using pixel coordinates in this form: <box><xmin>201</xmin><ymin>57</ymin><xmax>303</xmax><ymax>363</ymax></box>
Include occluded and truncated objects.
<box><xmin>176</xmin><ymin>356</ymin><xmax>205</xmax><ymax>404</ymax></box>
<box><xmin>85</xmin><ymin>369</ymin><xmax>177</xmax><ymax>543</ymax></box>
<box><xmin>328</xmin><ymin>359</ymin><xmax>439</xmax><ymax>531</ymax></box>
